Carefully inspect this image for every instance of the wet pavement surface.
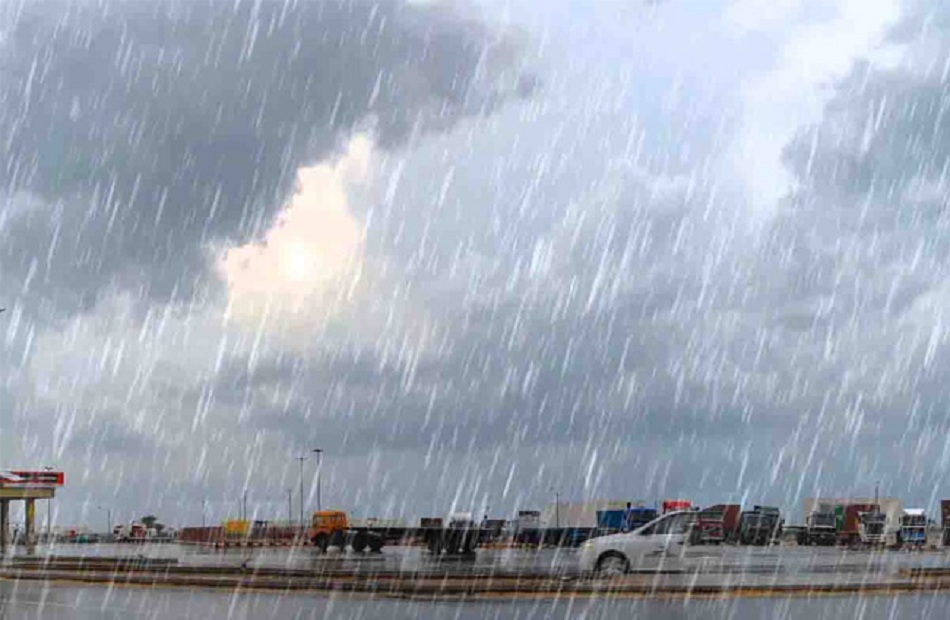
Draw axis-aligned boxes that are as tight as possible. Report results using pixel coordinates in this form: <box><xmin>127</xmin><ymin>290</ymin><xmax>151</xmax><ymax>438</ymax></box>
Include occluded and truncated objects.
<box><xmin>7</xmin><ymin>543</ymin><xmax>950</xmax><ymax>581</ymax></box>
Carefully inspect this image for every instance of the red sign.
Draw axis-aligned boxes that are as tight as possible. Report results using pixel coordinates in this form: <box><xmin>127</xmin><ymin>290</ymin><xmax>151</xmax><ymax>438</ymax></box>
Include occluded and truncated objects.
<box><xmin>662</xmin><ymin>499</ymin><xmax>692</xmax><ymax>513</ymax></box>
<box><xmin>0</xmin><ymin>471</ymin><xmax>65</xmax><ymax>488</ymax></box>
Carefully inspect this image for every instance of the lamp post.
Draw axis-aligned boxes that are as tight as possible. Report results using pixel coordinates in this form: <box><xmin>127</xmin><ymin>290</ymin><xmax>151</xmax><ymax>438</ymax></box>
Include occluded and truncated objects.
<box><xmin>296</xmin><ymin>449</ymin><xmax>323</xmax><ymax>526</ymax></box>
<box><xmin>97</xmin><ymin>505</ymin><xmax>111</xmax><ymax>536</ymax></box>
<box><xmin>313</xmin><ymin>449</ymin><xmax>323</xmax><ymax>512</ymax></box>
<box><xmin>287</xmin><ymin>488</ymin><xmax>293</xmax><ymax>525</ymax></box>
<box><xmin>297</xmin><ymin>455</ymin><xmax>306</xmax><ymax>526</ymax></box>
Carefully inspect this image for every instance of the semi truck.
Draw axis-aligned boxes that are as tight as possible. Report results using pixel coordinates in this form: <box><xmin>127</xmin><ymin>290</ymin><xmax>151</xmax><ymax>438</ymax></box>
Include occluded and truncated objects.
<box><xmin>310</xmin><ymin>510</ymin><xmax>385</xmax><ymax>552</ymax></box>
<box><xmin>897</xmin><ymin>509</ymin><xmax>927</xmax><ymax>547</ymax></box>
<box><xmin>595</xmin><ymin>506</ymin><xmax>658</xmax><ymax>533</ymax></box>
<box><xmin>858</xmin><ymin>510</ymin><xmax>887</xmax><ymax>545</ymax></box>
<box><xmin>837</xmin><ymin>504</ymin><xmax>878</xmax><ymax>545</ymax></box>
<box><xmin>942</xmin><ymin>501</ymin><xmax>950</xmax><ymax>546</ymax></box>
<box><xmin>738</xmin><ymin>506</ymin><xmax>782</xmax><ymax>545</ymax></box>
<box><xmin>423</xmin><ymin>512</ymin><xmax>480</xmax><ymax>556</ymax></box>
<box><xmin>696</xmin><ymin>508</ymin><xmax>726</xmax><ymax>545</ymax></box>
<box><xmin>799</xmin><ymin>509</ymin><xmax>837</xmax><ymax>546</ymax></box>
<box><xmin>702</xmin><ymin>504</ymin><xmax>741</xmax><ymax>543</ymax></box>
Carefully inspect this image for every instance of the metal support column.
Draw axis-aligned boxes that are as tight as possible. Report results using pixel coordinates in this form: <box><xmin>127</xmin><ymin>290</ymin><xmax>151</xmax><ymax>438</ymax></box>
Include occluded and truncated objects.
<box><xmin>25</xmin><ymin>498</ymin><xmax>35</xmax><ymax>547</ymax></box>
<box><xmin>0</xmin><ymin>500</ymin><xmax>8</xmax><ymax>551</ymax></box>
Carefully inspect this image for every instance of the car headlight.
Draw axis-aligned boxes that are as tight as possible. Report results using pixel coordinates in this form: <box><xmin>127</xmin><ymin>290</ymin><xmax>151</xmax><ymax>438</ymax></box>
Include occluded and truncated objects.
<box><xmin>581</xmin><ymin>541</ymin><xmax>594</xmax><ymax>549</ymax></box>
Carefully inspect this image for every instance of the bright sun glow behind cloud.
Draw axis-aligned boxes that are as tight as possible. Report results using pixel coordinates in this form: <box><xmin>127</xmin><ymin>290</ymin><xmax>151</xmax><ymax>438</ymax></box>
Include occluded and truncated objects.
<box><xmin>218</xmin><ymin>134</ymin><xmax>373</xmax><ymax>324</ymax></box>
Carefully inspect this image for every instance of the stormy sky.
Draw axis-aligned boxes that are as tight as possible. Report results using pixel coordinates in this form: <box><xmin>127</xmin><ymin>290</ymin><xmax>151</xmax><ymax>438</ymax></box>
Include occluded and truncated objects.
<box><xmin>1</xmin><ymin>0</ymin><xmax>949</xmax><ymax>527</ymax></box>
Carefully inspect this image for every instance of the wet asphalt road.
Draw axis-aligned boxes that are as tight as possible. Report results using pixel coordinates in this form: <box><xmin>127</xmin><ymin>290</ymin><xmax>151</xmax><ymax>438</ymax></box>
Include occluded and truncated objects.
<box><xmin>9</xmin><ymin>543</ymin><xmax>950</xmax><ymax>580</ymax></box>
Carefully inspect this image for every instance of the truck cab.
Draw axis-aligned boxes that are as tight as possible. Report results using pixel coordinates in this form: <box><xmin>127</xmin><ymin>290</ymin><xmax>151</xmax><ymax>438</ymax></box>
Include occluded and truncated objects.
<box><xmin>898</xmin><ymin>509</ymin><xmax>927</xmax><ymax>547</ymax></box>
<box><xmin>739</xmin><ymin>506</ymin><xmax>782</xmax><ymax>546</ymax></box>
<box><xmin>859</xmin><ymin>511</ymin><xmax>887</xmax><ymax>545</ymax></box>
<box><xmin>801</xmin><ymin>511</ymin><xmax>837</xmax><ymax>546</ymax></box>
<box><xmin>310</xmin><ymin>510</ymin><xmax>349</xmax><ymax>550</ymax></box>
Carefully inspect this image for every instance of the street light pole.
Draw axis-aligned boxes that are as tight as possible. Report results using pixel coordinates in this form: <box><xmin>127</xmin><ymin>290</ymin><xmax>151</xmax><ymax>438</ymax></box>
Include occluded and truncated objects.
<box><xmin>313</xmin><ymin>449</ymin><xmax>323</xmax><ymax>512</ymax></box>
<box><xmin>297</xmin><ymin>455</ymin><xmax>306</xmax><ymax>526</ymax></box>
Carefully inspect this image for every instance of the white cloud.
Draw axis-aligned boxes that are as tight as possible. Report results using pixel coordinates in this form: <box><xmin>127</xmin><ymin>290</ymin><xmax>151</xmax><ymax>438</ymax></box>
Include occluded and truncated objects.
<box><xmin>217</xmin><ymin>134</ymin><xmax>372</xmax><ymax>330</ymax></box>
<box><xmin>726</xmin><ymin>0</ymin><xmax>903</xmax><ymax>213</ymax></box>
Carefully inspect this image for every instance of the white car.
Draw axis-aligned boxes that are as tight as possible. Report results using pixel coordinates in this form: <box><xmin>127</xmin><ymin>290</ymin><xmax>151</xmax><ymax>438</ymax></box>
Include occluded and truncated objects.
<box><xmin>579</xmin><ymin>510</ymin><xmax>697</xmax><ymax>576</ymax></box>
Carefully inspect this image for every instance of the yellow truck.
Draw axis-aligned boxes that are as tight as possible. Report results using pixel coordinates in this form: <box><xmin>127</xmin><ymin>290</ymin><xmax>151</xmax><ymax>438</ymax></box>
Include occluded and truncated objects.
<box><xmin>310</xmin><ymin>510</ymin><xmax>385</xmax><ymax>552</ymax></box>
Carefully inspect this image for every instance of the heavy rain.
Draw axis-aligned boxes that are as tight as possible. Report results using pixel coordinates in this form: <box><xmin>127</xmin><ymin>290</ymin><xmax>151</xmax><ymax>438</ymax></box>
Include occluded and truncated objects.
<box><xmin>2</xmin><ymin>0</ymin><xmax>950</xmax><ymax>618</ymax></box>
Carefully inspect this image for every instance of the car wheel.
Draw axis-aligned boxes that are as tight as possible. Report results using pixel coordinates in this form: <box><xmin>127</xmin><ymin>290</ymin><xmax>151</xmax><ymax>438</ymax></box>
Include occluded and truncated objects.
<box><xmin>595</xmin><ymin>552</ymin><xmax>630</xmax><ymax>577</ymax></box>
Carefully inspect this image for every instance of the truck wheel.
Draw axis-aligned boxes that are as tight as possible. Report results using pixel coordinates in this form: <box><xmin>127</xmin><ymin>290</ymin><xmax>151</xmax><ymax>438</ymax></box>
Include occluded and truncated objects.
<box><xmin>352</xmin><ymin>531</ymin><xmax>368</xmax><ymax>553</ymax></box>
<box><xmin>313</xmin><ymin>534</ymin><xmax>329</xmax><ymax>552</ymax></box>
<box><xmin>368</xmin><ymin>534</ymin><xmax>384</xmax><ymax>553</ymax></box>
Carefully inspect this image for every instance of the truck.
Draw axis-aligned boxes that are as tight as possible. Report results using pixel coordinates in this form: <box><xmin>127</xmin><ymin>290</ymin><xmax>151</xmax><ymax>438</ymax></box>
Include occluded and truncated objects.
<box><xmin>702</xmin><ymin>504</ymin><xmax>741</xmax><ymax>543</ymax></box>
<box><xmin>595</xmin><ymin>506</ymin><xmax>657</xmax><ymax>533</ymax></box>
<box><xmin>513</xmin><ymin>511</ymin><xmax>542</xmax><ymax>546</ymax></box>
<box><xmin>738</xmin><ymin>506</ymin><xmax>782</xmax><ymax>545</ymax></box>
<box><xmin>114</xmin><ymin>522</ymin><xmax>150</xmax><ymax>542</ymax></box>
<box><xmin>858</xmin><ymin>510</ymin><xmax>887</xmax><ymax>545</ymax></box>
<box><xmin>696</xmin><ymin>508</ymin><xmax>726</xmax><ymax>545</ymax></box>
<box><xmin>898</xmin><ymin>509</ymin><xmax>927</xmax><ymax>547</ymax></box>
<box><xmin>799</xmin><ymin>509</ymin><xmax>837</xmax><ymax>546</ymax></box>
<box><xmin>837</xmin><ymin>504</ymin><xmax>878</xmax><ymax>545</ymax></box>
<box><xmin>310</xmin><ymin>510</ymin><xmax>385</xmax><ymax>553</ymax></box>
<box><xmin>423</xmin><ymin>512</ymin><xmax>480</xmax><ymax>556</ymax></box>
<box><xmin>942</xmin><ymin>500</ymin><xmax>950</xmax><ymax>546</ymax></box>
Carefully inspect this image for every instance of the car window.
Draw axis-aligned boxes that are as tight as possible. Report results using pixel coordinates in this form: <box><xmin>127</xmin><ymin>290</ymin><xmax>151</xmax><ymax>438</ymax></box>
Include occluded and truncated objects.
<box><xmin>641</xmin><ymin>513</ymin><xmax>692</xmax><ymax>536</ymax></box>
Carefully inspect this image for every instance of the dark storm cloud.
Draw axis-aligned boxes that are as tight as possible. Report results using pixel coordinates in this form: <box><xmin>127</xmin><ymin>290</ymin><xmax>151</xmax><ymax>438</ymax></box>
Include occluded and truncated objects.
<box><xmin>0</xmin><ymin>0</ymin><xmax>532</xmax><ymax>307</ymax></box>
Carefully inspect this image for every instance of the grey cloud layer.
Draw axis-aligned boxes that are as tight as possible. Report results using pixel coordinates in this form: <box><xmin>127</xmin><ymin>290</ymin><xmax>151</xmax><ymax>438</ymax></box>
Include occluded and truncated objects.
<box><xmin>0</xmin><ymin>0</ymin><xmax>532</xmax><ymax>305</ymax></box>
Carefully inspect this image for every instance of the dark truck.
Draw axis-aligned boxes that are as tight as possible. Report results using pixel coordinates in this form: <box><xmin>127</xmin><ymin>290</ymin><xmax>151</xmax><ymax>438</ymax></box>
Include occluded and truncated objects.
<box><xmin>799</xmin><ymin>509</ymin><xmax>837</xmax><ymax>546</ymax></box>
<box><xmin>739</xmin><ymin>506</ymin><xmax>782</xmax><ymax>545</ymax></box>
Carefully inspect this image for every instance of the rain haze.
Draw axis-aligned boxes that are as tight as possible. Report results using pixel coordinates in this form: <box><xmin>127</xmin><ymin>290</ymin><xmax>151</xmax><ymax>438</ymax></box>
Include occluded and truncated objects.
<box><xmin>0</xmin><ymin>0</ymin><xmax>947</xmax><ymax>533</ymax></box>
